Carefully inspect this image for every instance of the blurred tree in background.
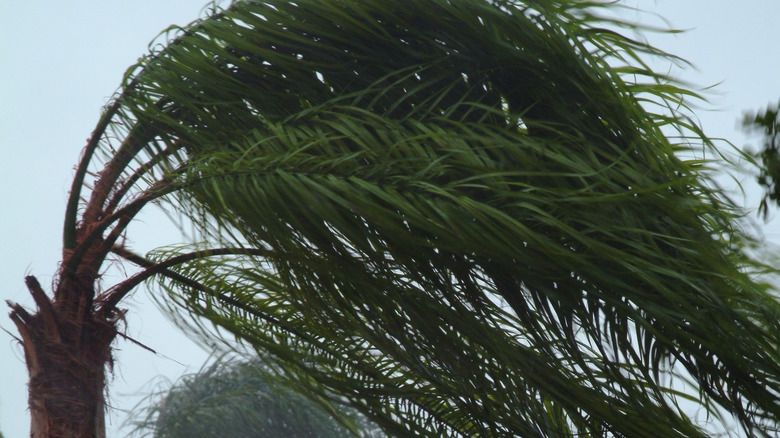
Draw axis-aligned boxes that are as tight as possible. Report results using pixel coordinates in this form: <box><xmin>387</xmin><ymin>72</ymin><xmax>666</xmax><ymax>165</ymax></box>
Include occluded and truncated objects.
<box><xmin>127</xmin><ymin>357</ymin><xmax>382</xmax><ymax>437</ymax></box>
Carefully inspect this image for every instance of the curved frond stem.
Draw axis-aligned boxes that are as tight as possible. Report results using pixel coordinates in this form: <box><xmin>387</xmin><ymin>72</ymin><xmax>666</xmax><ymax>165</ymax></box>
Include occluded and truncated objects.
<box><xmin>78</xmin><ymin>124</ymin><xmax>159</xmax><ymax>231</ymax></box>
<box><xmin>99</xmin><ymin>245</ymin><xmax>271</xmax><ymax>314</ymax></box>
<box><xmin>57</xmin><ymin>178</ymin><xmax>178</xmax><ymax>299</ymax></box>
<box><xmin>66</xmin><ymin>6</ymin><xmax>235</xmax><ymax>249</ymax></box>
<box><xmin>63</xmin><ymin>97</ymin><xmax>129</xmax><ymax>251</ymax></box>
<box><xmin>102</xmin><ymin>140</ymin><xmax>183</xmax><ymax>217</ymax></box>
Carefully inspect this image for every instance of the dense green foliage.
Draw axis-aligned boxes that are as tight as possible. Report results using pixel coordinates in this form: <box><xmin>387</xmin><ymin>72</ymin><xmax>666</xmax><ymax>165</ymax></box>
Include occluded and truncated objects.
<box><xmin>127</xmin><ymin>358</ymin><xmax>381</xmax><ymax>437</ymax></box>
<box><xmin>743</xmin><ymin>100</ymin><xmax>780</xmax><ymax>219</ymax></box>
<box><xmin>72</xmin><ymin>0</ymin><xmax>780</xmax><ymax>436</ymax></box>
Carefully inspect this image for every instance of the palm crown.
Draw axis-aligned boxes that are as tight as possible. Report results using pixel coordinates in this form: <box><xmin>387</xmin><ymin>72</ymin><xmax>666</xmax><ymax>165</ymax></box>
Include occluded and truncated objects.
<box><xmin>45</xmin><ymin>0</ymin><xmax>780</xmax><ymax>436</ymax></box>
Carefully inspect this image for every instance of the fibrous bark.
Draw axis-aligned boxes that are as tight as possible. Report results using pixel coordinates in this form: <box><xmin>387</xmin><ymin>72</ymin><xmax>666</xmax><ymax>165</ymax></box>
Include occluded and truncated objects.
<box><xmin>9</xmin><ymin>277</ymin><xmax>116</xmax><ymax>438</ymax></box>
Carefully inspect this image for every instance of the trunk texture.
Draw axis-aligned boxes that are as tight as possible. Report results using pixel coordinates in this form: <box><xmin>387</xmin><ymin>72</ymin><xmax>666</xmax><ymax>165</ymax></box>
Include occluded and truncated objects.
<box><xmin>8</xmin><ymin>276</ymin><xmax>117</xmax><ymax>438</ymax></box>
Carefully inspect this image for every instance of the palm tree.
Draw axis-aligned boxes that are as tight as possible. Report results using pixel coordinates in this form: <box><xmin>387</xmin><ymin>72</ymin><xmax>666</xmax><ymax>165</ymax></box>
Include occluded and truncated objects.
<box><xmin>126</xmin><ymin>356</ymin><xmax>382</xmax><ymax>437</ymax></box>
<box><xmin>7</xmin><ymin>0</ymin><xmax>779</xmax><ymax>436</ymax></box>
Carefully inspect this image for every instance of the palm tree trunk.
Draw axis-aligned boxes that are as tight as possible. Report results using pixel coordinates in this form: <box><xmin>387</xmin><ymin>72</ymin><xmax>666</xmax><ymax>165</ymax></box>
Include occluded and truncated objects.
<box><xmin>8</xmin><ymin>276</ymin><xmax>116</xmax><ymax>438</ymax></box>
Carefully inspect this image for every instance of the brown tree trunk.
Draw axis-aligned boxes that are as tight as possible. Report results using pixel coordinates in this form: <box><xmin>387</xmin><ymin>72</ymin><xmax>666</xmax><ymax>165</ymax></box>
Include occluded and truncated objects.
<box><xmin>8</xmin><ymin>276</ymin><xmax>117</xmax><ymax>438</ymax></box>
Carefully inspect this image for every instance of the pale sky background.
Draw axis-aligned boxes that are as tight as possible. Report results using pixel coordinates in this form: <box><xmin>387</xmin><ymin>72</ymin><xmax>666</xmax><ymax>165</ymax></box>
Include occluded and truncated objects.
<box><xmin>1</xmin><ymin>1</ymin><xmax>779</xmax><ymax>436</ymax></box>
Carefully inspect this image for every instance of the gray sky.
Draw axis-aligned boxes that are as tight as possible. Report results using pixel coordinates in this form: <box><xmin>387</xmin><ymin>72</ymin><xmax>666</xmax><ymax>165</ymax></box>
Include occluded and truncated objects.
<box><xmin>1</xmin><ymin>1</ymin><xmax>779</xmax><ymax>436</ymax></box>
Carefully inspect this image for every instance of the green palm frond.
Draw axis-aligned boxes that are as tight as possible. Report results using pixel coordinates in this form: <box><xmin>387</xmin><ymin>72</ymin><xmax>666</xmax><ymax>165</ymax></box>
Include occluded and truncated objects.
<box><xmin>73</xmin><ymin>0</ymin><xmax>780</xmax><ymax>436</ymax></box>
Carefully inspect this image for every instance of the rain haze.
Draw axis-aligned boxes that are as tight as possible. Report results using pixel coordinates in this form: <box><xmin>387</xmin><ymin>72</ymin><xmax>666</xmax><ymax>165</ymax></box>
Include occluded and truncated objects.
<box><xmin>1</xmin><ymin>1</ymin><xmax>778</xmax><ymax>436</ymax></box>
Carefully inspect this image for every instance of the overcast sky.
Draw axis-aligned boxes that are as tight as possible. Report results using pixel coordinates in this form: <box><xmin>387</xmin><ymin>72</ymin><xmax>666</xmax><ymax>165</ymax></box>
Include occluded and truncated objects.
<box><xmin>1</xmin><ymin>1</ymin><xmax>779</xmax><ymax>436</ymax></box>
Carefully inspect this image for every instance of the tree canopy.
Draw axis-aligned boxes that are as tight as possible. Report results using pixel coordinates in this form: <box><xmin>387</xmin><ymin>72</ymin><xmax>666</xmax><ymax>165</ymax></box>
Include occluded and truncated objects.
<box><xmin>30</xmin><ymin>0</ymin><xmax>780</xmax><ymax>436</ymax></box>
<box><xmin>127</xmin><ymin>357</ymin><xmax>382</xmax><ymax>437</ymax></box>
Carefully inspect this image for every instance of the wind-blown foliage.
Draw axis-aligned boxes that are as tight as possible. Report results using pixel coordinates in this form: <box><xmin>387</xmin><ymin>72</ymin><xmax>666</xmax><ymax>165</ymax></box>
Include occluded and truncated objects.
<box><xmin>68</xmin><ymin>0</ymin><xmax>780</xmax><ymax>436</ymax></box>
<box><xmin>743</xmin><ymin>100</ymin><xmax>780</xmax><ymax>219</ymax></box>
